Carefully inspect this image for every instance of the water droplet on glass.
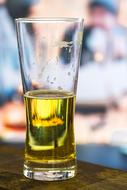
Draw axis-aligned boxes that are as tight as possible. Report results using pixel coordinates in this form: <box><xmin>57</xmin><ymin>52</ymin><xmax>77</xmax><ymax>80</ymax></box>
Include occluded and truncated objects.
<box><xmin>47</xmin><ymin>76</ymin><xmax>50</xmax><ymax>82</ymax></box>
<box><xmin>58</xmin><ymin>86</ymin><xmax>63</xmax><ymax>90</ymax></box>
<box><xmin>68</xmin><ymin>72</ymin><xmax>71</xmax><ymax>76</ymax></box>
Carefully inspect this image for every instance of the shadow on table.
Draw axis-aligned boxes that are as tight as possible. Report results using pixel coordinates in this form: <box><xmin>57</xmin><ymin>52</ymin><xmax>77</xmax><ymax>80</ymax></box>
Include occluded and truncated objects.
<box><xmin>77</xmin><ymin>144</ymin><xmax>127</xmax><ymax>171</ymax></box>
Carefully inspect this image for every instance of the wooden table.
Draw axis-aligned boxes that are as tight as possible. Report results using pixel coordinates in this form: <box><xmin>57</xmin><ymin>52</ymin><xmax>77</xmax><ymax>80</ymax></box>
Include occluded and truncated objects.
<box><xmin>0</xmin><ymin>144</ymin><xmax>127</xmax><ymax>190</ymax></box>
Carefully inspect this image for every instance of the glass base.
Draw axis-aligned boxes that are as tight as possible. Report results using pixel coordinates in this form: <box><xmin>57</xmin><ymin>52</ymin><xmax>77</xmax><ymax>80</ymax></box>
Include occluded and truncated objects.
<box><xmin>24</xmin><ymin>164</ymin><xmax>76</xmax><ymax>181</ymax></box>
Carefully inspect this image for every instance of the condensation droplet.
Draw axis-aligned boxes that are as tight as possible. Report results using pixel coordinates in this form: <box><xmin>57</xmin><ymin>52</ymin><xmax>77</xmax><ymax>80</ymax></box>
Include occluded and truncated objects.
<box><xmin>58</xmin><ymin>86</ymin><xmax>63</xmax><ymax>90</ymax></box>
<box><xmin>41</xmin><ymin>66</ymin><xmax>45</xmax><ymax>72</ymax></box>
<box><xmin>68</xmin><ymin>72</ymin><xmax>71</xmax><ymax>76</ymax></box>
<box><xmin>71</xmin><ymin>64</ymin><xmax>74</xmax><ymax>68</ymax></box>
<box><xmin>47</xmin><ymin>76</ymin><xmax>50</xmax><ymax>82</ymax></box>
<box><xmin>38</xmin><ymin>73</ymin><xmax>42</xmax><ymax>77</ymax></box>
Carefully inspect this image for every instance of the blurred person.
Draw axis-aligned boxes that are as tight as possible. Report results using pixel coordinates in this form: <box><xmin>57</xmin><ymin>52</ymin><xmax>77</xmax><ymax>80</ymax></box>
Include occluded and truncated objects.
<box><xmin>0</xmin><ymin>0</ymin><xmax>26</xmax><ymax>141</ymax></box>
<box><xmin>0</xmin><ymin>0</ymin><xmax>40</xmax><ymax>104</ymax></box>
<box><xmin>0</xmin><ymin>0</ymin><xmax>40</xmax><ymax>142</ymax></box>
<box><xmin>61</xmin><ymin>0</ymin><xmax>127</xmax><ymax>65</ymax></box>
<box><xmin>60</xmin><ymin>0</ymin><xmax>127</xmax><ymax>134</ymax></box>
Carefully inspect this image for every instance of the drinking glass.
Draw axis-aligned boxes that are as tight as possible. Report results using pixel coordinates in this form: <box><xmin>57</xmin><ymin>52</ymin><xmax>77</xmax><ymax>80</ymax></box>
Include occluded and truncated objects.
<box><xmin>16</xmin><ymin>18</ymin><xmax>83</xmax><ymax>181</ymax></box>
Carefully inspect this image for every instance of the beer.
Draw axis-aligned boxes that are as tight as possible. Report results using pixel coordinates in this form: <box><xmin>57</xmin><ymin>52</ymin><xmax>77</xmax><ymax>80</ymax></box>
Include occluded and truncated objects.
<box><xmin>24</xmin><ymin>90</ymin><xmax>76</xmax><ymax>170</ymax></box>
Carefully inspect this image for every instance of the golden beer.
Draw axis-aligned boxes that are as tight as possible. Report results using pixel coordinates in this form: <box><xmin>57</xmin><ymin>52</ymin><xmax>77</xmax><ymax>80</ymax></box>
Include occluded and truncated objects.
<box><xmin>24</xmin><ymin>90</ymin><xmax>76</xmax><ymax>173</ymax></box>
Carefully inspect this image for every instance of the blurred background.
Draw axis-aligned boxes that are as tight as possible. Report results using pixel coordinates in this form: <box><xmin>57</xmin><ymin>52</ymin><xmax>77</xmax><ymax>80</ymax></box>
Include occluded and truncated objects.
<box><xmin>1</xmin><ymin>0</ymin><xmax>127</xmax><ymax>170</ymax></box>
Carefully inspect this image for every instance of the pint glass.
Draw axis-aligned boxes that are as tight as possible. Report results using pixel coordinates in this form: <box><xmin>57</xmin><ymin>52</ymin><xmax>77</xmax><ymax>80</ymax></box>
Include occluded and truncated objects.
<box><xmin>16</xmin><ymin>18</ymin><xmax>83</xmax><ymax>181</ymax></box>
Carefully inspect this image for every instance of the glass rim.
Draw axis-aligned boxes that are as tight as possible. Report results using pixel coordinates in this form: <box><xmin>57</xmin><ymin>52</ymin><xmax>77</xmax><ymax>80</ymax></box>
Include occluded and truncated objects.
<box><xmin>15</xmin><ymin>17</ymin><xmax>84</xmax><ymax>23</ymax></box>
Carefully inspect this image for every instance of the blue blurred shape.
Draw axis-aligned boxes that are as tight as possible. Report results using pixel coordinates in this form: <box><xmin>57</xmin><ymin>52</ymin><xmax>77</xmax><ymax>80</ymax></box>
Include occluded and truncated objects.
<box><xmin>89</xmin><ymin>0</ymin><xmax>119</xmax><ymax>14</ymax></box>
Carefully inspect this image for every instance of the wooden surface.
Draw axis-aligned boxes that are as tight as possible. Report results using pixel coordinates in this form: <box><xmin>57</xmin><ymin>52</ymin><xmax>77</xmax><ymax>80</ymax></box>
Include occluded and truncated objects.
<box><xmin>0</xmin><ymin>145</ymin><xmax>127</xmax><ymax>190</ymax></box>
